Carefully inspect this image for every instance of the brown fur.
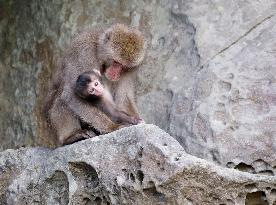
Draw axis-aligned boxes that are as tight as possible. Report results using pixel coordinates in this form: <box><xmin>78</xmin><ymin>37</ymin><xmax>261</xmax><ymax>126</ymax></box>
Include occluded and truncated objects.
<box><xmin>44</xmin><ymin>24</ymin><xmax>146</xmax><ymax>146</ymax></box>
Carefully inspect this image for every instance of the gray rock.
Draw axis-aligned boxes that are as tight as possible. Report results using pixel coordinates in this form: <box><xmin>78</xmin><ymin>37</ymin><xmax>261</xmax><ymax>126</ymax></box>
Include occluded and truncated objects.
<box><xmin>1</xmin><ymin>124</ymin><xmax>276</xmax><ymax>205</ymax></box>
<box><xmin>194</xmin><ymin>14</ymin><xmax>276</xmax><ymax>167</ymax></box>
<box><xmin>179</xmin><ymin>0</ymin><xmax>276</xmax><ymax>64</ymax></box>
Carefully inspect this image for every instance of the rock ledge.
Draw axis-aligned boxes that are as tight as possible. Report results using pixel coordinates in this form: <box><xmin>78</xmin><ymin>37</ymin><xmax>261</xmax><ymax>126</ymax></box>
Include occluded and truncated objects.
<box><xmin>0</xmin><ymin>124</ymin><xmax>275</xmax><ymax>204</ymax></box>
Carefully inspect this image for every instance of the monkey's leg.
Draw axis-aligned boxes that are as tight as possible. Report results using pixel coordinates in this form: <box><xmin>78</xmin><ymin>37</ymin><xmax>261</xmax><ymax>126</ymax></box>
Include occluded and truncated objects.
<box><xmin>62</xmin><ymin>129</ymin><xmax>96</xmax><ymax>145</ymax></box>
<box><xmin>50</xmin><ymin>99</ymin><xmax>91</xmax><ymax>146</ymax></box>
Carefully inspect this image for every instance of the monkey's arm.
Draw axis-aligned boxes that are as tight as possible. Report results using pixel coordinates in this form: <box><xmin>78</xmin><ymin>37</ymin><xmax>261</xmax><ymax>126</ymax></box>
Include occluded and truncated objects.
<box><xmin>98</xmin><ymin>100</ymin><xmax>140</xmax><ymax>125</ymax></box>
<box><xmin>113</xmin><ymin>74</ymin><xmax>140</xmax><ymax>117</ymax></box>
<box><xmin>64</xmin><ymin>90</ymin><xmax>122</xmax><ymax>133</ymax></box>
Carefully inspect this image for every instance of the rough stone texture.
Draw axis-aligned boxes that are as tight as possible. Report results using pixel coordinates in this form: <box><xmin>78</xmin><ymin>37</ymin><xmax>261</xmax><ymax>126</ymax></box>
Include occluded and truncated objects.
<box><xmin>179</xmin><ymin>0</ymin><xmax>276</xmax><ymax>64</ymax></box>
<box><xmin>0</xmin><ymin>0</ymin><xmax>276</xmax><ymax>185</ymax></box>
<box><xmin>1</xmin><ymin>124</ymin><xmax>276</xmax><ymax>205</ymax></box>
<box><xmin>157</xmin><ymin>0</ymin><xmax>276</xmax><ymax>168</ymax></box>
<box><xmin>195</xmin><ymin>14</ymin><xmax>276</xmax><ymax>168</ymax></box>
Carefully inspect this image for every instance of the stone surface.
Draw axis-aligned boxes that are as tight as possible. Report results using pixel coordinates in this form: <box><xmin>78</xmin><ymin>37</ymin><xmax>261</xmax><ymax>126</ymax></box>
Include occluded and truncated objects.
<box><xmin>195</xmin><ymin>14</ymin><xmax>276</xmax><ymax>168</ymax></box>
<box><xmin>179</xmin><ymin>0</ymin><xmax>276</xmax><ymax>64</ymax></box>
<box><xmin>1</xmin><ymin>124</ymin><xmax>276</xmax><ymax>205</ymax></box>
<box><xmin>0</xmin><ymin>0</ymin><xmax>276</xmax><ymax>179</ymax></box>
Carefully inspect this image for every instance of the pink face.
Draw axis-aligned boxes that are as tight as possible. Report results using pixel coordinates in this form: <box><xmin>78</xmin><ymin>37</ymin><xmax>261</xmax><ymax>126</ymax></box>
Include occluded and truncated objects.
<box><xmin>87</xmin><ymin>79</ymin><xmax>104</xmax><ymax>96</ymax></box>
<box><xmin>104</xmin><ymin>61</ymin><xmax>124</xmax><ymax>81</ymax></box>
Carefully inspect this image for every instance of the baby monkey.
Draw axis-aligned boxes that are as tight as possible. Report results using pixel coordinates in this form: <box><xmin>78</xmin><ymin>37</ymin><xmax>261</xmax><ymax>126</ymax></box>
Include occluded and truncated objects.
<box><xmin>75</xmin><ymin>70</ymin><xmax>143</xmax><ymax>125</ymax></box>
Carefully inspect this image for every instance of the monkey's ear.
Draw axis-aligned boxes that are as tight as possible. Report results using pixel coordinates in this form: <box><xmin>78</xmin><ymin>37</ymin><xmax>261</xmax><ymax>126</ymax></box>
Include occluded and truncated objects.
<box><xmin>93</xmin><ymin>69</ymin><xmax>102</xmax><ymax>76</ymax></box>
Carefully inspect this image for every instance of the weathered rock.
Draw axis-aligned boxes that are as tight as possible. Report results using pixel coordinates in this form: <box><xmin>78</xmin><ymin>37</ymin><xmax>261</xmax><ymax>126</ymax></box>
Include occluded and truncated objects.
<box><xmin>0</xmin><ymin>124</ymin><xmax>276</xmax><ymax>205</ymax></box>
<box><xmin>194</xmin><ymin>14</ymin><xmax>276</xmax><ymax>168</ymax></box>
<box><xmin>162</xmin><ymin>1</ymin><xmax>276</xmax><ymax>168</ymax></box>
<box><xmin>179</xmin><ymin>0</ymin><xmax>276</xmax><ymax>64</ymax></box>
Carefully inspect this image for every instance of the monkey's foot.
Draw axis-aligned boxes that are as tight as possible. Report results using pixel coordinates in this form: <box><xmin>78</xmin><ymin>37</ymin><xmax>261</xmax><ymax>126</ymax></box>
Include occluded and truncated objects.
<box><xmin>84</xmin><ymin>130</ymin><xmax>97</xmax><ymax>138</ymax></box>
<box><xmin>62</xmin><ymin>130</ymin><xmax>96</xmax><ymax>145</ymax></box>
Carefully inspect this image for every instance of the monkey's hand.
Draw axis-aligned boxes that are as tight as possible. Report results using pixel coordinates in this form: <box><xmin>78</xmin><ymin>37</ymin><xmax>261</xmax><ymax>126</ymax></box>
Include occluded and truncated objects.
<box><xmin>131</xmin><ymin>117</ymin><xmax>145</xmax><ymax>125</ymax></box>
<box><xmin>138</xmin><ymin>118</ymin><xmax>145</xmax><ymax>124</ymax></box>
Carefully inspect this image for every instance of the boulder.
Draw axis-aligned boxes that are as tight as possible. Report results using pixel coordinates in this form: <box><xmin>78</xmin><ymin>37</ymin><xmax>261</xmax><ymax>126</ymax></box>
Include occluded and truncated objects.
<box><xmin>1</xmin><ymin>124</ymin><xmax>276</xmax><ymax>204</ymax></box>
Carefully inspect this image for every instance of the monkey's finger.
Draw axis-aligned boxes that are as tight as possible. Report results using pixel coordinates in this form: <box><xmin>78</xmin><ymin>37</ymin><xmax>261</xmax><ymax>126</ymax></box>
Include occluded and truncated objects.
<box><xmin>138</xmin><ymin>119</ymin><xmax>145</xmax><ymax>124</ymax></box>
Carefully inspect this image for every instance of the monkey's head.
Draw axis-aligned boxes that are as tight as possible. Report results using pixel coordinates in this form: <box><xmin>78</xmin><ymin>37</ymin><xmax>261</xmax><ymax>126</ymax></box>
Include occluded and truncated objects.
<box><xmin>98</xmin><ymin>24</ymin><xmax>146</xmax><ymax>81</ymax></box>
<box><xmin>75</xmin><ymin>70</ymin><xmax>104</xmax><ymax>100</ymax></box>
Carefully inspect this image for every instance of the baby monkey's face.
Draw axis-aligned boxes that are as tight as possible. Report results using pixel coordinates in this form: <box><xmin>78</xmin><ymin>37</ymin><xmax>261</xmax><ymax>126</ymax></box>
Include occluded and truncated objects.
<box><xmin>87</xmin><ymin>78</ymin><xmax>103</xmax><ymax>96</ymax></box>
<box><xmin>76</xmin><ymin>71</ymin><xmax>104</xmax><ymax>98</ymax></box>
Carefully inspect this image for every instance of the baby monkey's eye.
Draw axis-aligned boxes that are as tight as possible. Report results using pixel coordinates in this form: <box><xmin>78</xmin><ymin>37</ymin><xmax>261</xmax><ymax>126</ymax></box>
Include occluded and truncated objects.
<box><xmin>95</xmin><ymin>82</ymin><xmax>98</xmax><ymax>86</ymax></box>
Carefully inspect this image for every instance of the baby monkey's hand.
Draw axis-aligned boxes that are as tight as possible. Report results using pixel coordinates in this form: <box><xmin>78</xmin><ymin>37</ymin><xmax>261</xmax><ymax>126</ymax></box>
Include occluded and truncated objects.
<box><xmin>131</xmin><ymin>117</ymin><xmax>145</xmax><ymax>125</ymax></box>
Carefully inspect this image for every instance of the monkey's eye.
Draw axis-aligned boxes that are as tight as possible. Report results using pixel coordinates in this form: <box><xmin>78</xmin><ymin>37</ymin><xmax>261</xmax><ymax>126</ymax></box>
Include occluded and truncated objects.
<box><xmin>106</xmin><ymin>33</ymin><xmax>111</xmax><ymax>41</ymax></box>
<box><xmin>104</xmin><ymin>34</ymin><xmax>111</xmax><ymax>44</ymax></box>
<box><xmin>95</xmin><ymin>82</ymin><xmax>98</xmax><ymax>86</ymax></box>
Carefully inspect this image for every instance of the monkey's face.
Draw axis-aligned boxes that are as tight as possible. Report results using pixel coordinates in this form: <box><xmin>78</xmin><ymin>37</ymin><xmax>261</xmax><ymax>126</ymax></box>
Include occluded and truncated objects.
<box><xmin>75</xmin><ymin>72</ymin><xmax>104</xmax><ymax>99</ymax></box>
<box><xmin>100</xmin><ymin>60</ymin><xmax>123</xmax><ymax>81</ymax></box>
<box><xmin>98</xmin><ymin>24</ymin><xmax>146</xmax><ymax>81</ymax></box>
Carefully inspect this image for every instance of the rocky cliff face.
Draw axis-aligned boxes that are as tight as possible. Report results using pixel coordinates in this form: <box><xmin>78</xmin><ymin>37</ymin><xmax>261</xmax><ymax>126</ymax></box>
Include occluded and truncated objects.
<box><xmin>1</xmin><ymin>125</ymin><xmax>276</xmax><ymax>205</ymax></box>
<box><xmin>0</xmin><ymin>0</ymin><xmax>276</xmax><ymax>203</ymax></box>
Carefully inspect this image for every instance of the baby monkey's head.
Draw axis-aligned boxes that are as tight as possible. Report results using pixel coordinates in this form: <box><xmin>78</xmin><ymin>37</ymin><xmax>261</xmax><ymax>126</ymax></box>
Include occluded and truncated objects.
<box><xmin>75</xmin><ymin>70</ymin><xmax>104</xmax><ymax>100</ymax></box>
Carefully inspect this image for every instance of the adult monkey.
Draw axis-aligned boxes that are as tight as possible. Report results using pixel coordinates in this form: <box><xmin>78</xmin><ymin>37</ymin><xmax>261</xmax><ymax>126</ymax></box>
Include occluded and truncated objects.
<box><xmin>46</xmin><ymin>24</ymin><xmax>146</xmax><ymax>145</ymax></box>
